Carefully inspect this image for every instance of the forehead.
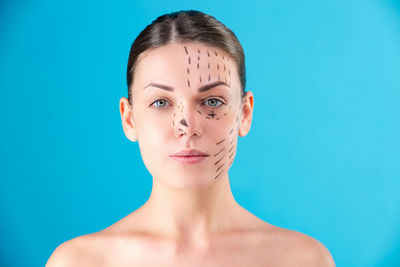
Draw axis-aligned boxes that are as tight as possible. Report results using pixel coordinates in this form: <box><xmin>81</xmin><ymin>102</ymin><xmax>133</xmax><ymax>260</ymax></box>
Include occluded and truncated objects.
<box><xmin>133</xmin><ymin>42</ymin><xmax>236</xmax><ymax>89</ymax></box>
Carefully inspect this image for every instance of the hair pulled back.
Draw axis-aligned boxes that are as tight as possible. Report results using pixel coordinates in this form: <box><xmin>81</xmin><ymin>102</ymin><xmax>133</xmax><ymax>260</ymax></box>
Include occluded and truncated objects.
<box><xmin>126</xmin><ymin>10</ymin><xmax>246</xmax><ymax>105</ymax></box>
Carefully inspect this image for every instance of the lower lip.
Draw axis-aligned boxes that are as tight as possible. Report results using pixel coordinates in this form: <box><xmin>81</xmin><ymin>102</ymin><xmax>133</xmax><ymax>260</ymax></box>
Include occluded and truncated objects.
<box><xmin>169</xmin><ymin>155</ymin><xmax>209</xmax><ymax>164</ymax></box>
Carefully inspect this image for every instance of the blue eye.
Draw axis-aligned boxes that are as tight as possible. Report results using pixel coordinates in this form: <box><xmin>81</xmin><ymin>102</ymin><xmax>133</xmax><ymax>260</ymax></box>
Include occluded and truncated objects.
<box><xmin>151</xmin><ymin>99</ymin><xmax>170</xmax><ymax>108</ymax></box>
<box><xmin>204</xmin><ymin>98</ymin><xmax>224</xmax><ymax>107</ymax></box>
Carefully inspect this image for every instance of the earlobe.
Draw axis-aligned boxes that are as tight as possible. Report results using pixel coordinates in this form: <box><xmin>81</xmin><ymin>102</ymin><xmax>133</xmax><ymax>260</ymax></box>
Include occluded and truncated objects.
<box><xmin>119</xmin><ymin>97</ymin><xmax>138</xmax><ymax>142</ymax></box>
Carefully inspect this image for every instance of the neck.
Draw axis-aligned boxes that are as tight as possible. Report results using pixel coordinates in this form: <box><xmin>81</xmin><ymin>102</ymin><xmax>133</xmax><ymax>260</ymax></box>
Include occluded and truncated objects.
<box><xmin>140</xmin><ymin>173</ymin><xmax>242</xmax><ymax>244</ymax></box>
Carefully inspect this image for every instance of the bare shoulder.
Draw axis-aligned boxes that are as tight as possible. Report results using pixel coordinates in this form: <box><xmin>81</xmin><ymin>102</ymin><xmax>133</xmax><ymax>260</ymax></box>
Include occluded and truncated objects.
<box><xmin>45</xmin><ymin>233</ymin><xmax>103</xmax><ymax>267</ymax></box>
<box><xmin>264</xmin><ymin>225</ymin><xmax>336</xmax><ymax>267</ymax></box>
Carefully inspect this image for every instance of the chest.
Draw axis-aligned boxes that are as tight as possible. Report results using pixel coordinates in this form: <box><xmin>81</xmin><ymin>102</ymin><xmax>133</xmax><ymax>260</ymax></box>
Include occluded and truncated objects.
<box><xmin>98</xmin><ymin>239</ymin><xmax>286</xmax><ymax>267</ymax></box>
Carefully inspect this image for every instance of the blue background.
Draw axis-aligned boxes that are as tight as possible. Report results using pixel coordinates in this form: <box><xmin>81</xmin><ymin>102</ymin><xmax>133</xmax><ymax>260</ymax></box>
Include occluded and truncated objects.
<box><xmin>1</xmin><ymin>0</ymin><xmax>399</xmax><ymax>266</ymax></box>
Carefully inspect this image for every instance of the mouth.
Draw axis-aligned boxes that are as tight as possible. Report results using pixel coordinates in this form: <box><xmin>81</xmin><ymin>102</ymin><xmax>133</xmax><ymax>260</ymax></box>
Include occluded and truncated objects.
<box><xmin>169</xmin><ymin>155</ymin><xmax>209</xmax><ymax>164</ymax></box>
<box><xmin>169</xmin><ymin>149</ymin><xmax>209</xmax><ymax>164</ymax></box>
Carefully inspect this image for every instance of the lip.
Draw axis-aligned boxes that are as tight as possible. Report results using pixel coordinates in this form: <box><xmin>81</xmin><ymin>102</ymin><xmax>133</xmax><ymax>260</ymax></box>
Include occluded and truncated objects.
<box><xmin>169</xmin><ymin>149</ymin><xmax>209</xmax><ymax>164</ymax></box>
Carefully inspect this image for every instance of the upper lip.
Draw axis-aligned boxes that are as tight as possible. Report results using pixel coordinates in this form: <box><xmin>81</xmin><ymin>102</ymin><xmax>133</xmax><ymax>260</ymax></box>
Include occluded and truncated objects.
<box><xmin>171</xmin><ymin>149</ymin><xmax>209</xmax><ymax>157</ymax></box>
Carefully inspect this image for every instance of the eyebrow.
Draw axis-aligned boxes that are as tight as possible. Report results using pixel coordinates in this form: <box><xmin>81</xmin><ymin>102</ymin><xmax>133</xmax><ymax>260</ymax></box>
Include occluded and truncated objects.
<box><xmin>143</xmin><ymin>81</ymin><xmax>230</xmax><ymax>93</ymax></box>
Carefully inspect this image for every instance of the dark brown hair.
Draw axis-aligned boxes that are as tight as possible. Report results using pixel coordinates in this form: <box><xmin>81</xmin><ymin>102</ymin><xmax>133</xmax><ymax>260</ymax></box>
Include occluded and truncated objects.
<box><xmin>126</xmin><ymin>10</ymin><xmax>246</xmax><ymax>105</ymax></box>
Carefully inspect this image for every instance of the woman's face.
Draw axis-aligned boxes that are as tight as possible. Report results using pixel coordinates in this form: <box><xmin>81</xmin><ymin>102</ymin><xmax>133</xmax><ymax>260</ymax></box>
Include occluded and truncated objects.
<box><xmin>121</xmin><ymin>42</ymin><xmax>252</xmax><ymax>190</ymax></box>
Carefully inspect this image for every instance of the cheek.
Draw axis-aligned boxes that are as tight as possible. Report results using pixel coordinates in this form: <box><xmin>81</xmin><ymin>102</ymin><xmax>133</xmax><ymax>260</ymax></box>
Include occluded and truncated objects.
<box><xmin>210</xmin><ymin>109</ymin><xmax>241</xmax><ymax>179</ymax></box>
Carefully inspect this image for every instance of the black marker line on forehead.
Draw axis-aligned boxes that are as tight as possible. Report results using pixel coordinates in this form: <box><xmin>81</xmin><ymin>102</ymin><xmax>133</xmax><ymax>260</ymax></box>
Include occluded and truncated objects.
<box><xmin>184</xmin><ymin>46</ymin><xmax>188</xmax><ymax>55</ymax></box>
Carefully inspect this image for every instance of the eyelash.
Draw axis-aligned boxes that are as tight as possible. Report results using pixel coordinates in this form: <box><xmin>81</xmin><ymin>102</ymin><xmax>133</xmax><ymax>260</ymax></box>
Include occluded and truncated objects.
<box><xmin>150</xmin><ymin>97</ymin><xmax>225</xmax><ymax>109</ymax></box>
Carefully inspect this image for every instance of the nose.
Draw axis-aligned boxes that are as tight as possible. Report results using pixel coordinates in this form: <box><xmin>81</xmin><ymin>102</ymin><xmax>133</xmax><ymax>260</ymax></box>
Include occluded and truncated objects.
<box><xmin>174</xmin><ymin>101</ymin><xmax>203</xmax><ymax>138</ymax></box>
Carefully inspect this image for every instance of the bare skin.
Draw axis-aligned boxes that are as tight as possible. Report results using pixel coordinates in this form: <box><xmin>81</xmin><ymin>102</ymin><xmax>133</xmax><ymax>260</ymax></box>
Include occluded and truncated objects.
<box><xmin>46</xmin><ymin>42</ymin><xmax>335</xmax><ymax>267</ymax></box>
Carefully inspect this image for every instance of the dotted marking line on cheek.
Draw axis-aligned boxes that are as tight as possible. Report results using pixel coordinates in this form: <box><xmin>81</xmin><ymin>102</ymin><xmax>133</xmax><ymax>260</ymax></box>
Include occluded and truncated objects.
<box><xmin>230</xmin><ymin>135</ymin><xmax>236</xmax><ymax>144</ymax></box>
<box><xmin>214</xmin><ymin>148</ymin><xmax>225</xmax><ymax>157</ymax></box>
<box><xmin>229</xmin><ymin>128</ymin><xmax>234</xmax><ymax>135</ymax></box>
<box><xmin>214</xmin><ymin>169</ymin><xmax>224</xmax><ymax>179</ymax></box>
<box><xmin>188</xmin><ymin>57</ymin><xmax>191</xmax><ymax>64</ymax></box>
<box><xmin>207</xmin><ymin>51</ymin><xmax>210</xmax><ymax>57</ymax></box>
<box><xmin>216</xmin><ymin>163</ymin><xmax>225</xmax><ymax>172</ymax></box>
<box><xmin>216</xmin><ymin>138</ymin><xmax>225</xmax><ymax>145</ymax></box>
<box><xmin>228</xmin><ymin>158</ymin><xmax>233</xmax><ymax>167</ymax></box>
<box><xmin>214</xmin><ymin>157</ymin><xmax>223</xmax><ymax>165</ymax></box>
<box><xmin>208</xmin><ymin>74</ymin><xmax>211</xmax><ymax>82</ymax></box>
<box><xmin>187</xmin><ymin>68</ymin><xmax>190</xmax><ymax>74</ymax></box>
<box><xmin>200</xmin><ymin>75</ymin><xmax>202</xmax><ymax>83</ymax></box>
<box><xmin>228</xmin><ymin>150</ymin><xmax>235</xmax><ymax>160</ymax></box>
<box><xmin>187</xmin><ymin>79</ymin><xmax>191</xmax><ymax>87</ymax></box>
<box><xmin>197</xmin><ymin>110</ymin><xmax>202</xmax><ymax>114</ymax></box>
<box><xmin>228</xmin><ymin>145</ymin><xmax>234</xmax><ymax>153</ymax></box>
<box><xmin>184</xmin><ymin>46</ymin><xmax>188</xmax><ymax>55</ymax></box>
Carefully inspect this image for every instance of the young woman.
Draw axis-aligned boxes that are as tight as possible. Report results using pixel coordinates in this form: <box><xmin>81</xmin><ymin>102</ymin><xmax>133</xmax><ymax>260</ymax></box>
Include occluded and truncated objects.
<box><xmin>47</xmin><ymin>10</ymin><xmax>335</xmax><ymax>266</ymax></box>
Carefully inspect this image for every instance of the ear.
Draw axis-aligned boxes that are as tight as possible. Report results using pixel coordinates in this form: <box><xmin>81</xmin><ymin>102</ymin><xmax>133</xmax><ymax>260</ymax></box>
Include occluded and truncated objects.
<box><xmin>119</xmin><ymin>97</ymin><xmax>137</xmax><ymax>142</ymax></box>
<box><xmin>238</xmin><ymin>91</ymin><xmax>254</xmax><ymax>137</ymax></box>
